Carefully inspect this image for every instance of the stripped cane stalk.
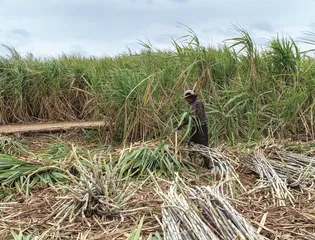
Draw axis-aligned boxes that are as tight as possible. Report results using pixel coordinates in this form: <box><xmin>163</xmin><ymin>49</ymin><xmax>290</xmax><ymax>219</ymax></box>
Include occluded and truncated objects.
<box><xmin>53</xmin><ymin>149</ymin><xmax>145</xmax><ymax>224</ymax></box>
<box><xmin>187</xmin><ymin>143</ymin><xmax>245</xmax><ymax>197</ymax></box>
<box><xmin>270</xmin><ymin>151</ymin><xmax>315</xmax><ymax>189</ymax></box>
<box><xmin>244</xmin><ymin>152</ymin><xmax>295</xmax><ymax>206</ymax></box>
<box><xmin>158</xmin><ymin>175</ymin><xmax>263</xmax><ymax>240</ymax></box>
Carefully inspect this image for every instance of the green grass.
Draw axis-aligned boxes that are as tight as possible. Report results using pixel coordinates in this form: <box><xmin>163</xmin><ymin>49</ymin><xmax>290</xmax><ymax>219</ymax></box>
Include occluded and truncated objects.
<box><xmin>10</xmin><ymin>231</ymin><xmax>40</xmax><ymax>240</ymax></box>
<box><xmin>1</xmin><ymin>26</ymin><xmax>315</xmax><ymax>144</ymax></box>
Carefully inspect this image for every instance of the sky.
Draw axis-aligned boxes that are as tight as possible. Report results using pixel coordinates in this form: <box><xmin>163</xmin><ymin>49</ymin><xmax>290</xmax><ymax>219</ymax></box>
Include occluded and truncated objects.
<box><xmin>0</xmin><ymin>0</ymin><xmax>315</xmax><ymax>57</ymax></box>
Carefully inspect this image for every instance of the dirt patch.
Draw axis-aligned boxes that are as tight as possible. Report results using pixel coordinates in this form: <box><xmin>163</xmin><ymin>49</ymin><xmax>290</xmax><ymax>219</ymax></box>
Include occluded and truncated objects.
<box><xmin>235</xmin><ymin>168</ymin><xmax>315</xmax><ymax>240</ymax></box>
<box><xmin>0</xmin><ymin>183</ymin><xmax>163</xmax><ymax>240</ymax></box>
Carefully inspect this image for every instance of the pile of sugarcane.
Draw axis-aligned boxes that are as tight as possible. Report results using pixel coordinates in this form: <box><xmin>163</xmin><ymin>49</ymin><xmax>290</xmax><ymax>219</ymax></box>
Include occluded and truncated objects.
<box><xmin>270</xmin><ymin>151</ymin><xmax>315</xmax><ymax>189</ymax></box>
<box><xmin>244</xmin><ymin>152</ymin><xmax>295</xmax><ymax>206</ymax></box>
<box><xmin>159</xmin><ymin>177</ymin><xmax>263</xmax><ymax>240</ymax></box>
<box><xmin>119</xmin><ymin>141</ymin><xmax>182</xmax><ymax>175</ymax></box>
<box><xmin>53</xmin><ymin>154</ymin><xmax>138</xmax><ymax>225</ymax></box>
<box><xmin>187</xmin><ymin>143</ymin><xmax>245</xmax><ymax>196</ymax></box>
<box><xmin>0</xmin><ymin>135</ymin><xmax>29</xmax><ymax>156</ymax></box>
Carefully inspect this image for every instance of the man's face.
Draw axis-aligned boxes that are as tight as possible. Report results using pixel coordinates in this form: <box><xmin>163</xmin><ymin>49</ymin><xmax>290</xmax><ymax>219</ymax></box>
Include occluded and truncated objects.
<box><xmin>185</xmin><ymin>97</ymin><xmax>194</xmax><ymax>104</ymax></box>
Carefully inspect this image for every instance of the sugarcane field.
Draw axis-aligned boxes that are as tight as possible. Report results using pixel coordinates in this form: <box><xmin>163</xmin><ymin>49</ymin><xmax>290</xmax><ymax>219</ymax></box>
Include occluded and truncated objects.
<box><xmin>1</xmin><ymin>25</ymin><xmax>315</xmax><ymax>240</ymax></box>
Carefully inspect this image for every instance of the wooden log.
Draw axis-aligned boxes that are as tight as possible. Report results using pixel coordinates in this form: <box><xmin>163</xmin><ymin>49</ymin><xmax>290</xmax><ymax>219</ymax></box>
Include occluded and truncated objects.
<box><xmin>0</xmin><ymin>121</ymin><xmax>107</xmax><ymax>134</ymax></box>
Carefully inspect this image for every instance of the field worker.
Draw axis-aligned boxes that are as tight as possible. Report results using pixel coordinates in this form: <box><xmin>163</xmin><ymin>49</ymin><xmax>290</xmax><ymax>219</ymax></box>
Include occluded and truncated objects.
<box><xmin>177</xmin><ymin>89</ymin><xmax>210</xmax><ymax>168</ymax></box>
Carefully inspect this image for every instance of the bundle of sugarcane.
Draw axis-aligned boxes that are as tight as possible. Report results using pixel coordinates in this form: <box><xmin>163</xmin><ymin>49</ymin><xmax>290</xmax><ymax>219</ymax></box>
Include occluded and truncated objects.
<box><xmin>118</xmin><ymin>141</ymin><xmax>183</xmax><ymax>176</ymax></box>
<box><xmin>0</xmin><ymin>153</ymin><xmax>66</xmax><ymax>196</ymax></box>
<box><xmin>270</xmin><ymin>151</ymin><xmax>315</xmax><ymax>188</ymax></box>
<box><xmin>244</xmin><ymin>152</ymin><xmax>294</xmax><ymax>206</ymax></box>
<box><xmin>160</xmin><ymin>177</ymin><xmax>263</xmax><ymax>240</ymax></box>
<box><xmin>161</xmin><ymin>185</ymin><xmax>220</xmax><ymax>240</ymax></box>
<box><xmin>53</xmin><ymin>153</ymin><xmax>142</xmax><ymax>225</ymax></box>
<box><xmin>186</xmin><ymin>143</ymin><xmax>245</xmax><ymax>196</ymax></box>
<box><xmin>0</xmin><ymin>135</ymin><xmax>30</xmax><ymax>156</ymax></box>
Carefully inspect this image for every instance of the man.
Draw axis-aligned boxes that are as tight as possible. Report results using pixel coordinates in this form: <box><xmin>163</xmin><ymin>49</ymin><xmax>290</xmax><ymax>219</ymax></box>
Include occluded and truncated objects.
<box><xmin>177</xmin><ymin>89</ymin><xmax>210</xmax><ymax>168</ymax></box>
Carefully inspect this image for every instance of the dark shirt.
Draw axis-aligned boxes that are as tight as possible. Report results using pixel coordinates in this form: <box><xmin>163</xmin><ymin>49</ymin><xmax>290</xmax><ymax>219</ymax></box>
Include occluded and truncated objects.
<box><xmin>190</xmin><ymin>99</ymin><xmax>206</xmax><ymax>125</ymax></box>
<box><xmin>179</xmin><ymin>99</ymin><xmax>207</xmax><ymax>129</ymax></box>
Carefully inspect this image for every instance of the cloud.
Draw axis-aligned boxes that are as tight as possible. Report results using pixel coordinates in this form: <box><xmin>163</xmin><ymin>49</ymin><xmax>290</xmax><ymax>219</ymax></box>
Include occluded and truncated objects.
<box><xmin>201</xmin><ymin>27</ymin><xmax>233</xmax><ymax>37</ymax></box>
<box><xmin>0</xmin><ymin>28</ymin><xmax>32</xmax><ymax>50</ymax></box>
<box><xmin>1</xmin><ymin>0</ymin><xmax>315</xmax><ymax>56</ymax></box>
<box><xmin>10</xmin><ymin>29</ymin><xmax>31</xmax><ymax>39</ymax></box>
<box><xmin>0</xmin><ymin>45</ymin><xmax>8</xmax><ymax>56</ymax></box>
<box><xmin>68</xmin><ymin>45</ymin><xmax>89</xmax><ymax>56</ymax></box>
<box><xmin>154</xmin><ymin>33</ymin><xmax>181</xmax><ymax>44</ymax></box>
<box><xmin>255</xmin><ymin>37</ymin><xmax>269</xmax><ymax>46</ymax></box>
<box><xmin>309</xmin><ymin>22</ymin><xmax>315</xmax><ymax>29</ymax></box>
<box><xmin>251</xmin><ymin>22</ymin><xmax>274</xmax><ymax>32</ymax></box>
<box><xmin>170</xmin><ymin>0</ymin><xmax>190</xmax><ymax>3</ymax></box>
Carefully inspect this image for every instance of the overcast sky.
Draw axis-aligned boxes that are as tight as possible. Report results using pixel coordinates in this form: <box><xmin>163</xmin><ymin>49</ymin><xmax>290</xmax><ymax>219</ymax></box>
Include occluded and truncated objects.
<box><xmin>0</xmin><ymin>0</ymin><xmax>315</xmax><ymax>57</ymax></box>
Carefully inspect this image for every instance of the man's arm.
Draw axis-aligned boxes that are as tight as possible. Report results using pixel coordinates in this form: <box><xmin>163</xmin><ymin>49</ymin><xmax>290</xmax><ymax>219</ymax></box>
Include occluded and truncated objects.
<box><xmin>177</xmin><ymin>118</ymin><xmax>188</xmax><ymax>130</ymax></box>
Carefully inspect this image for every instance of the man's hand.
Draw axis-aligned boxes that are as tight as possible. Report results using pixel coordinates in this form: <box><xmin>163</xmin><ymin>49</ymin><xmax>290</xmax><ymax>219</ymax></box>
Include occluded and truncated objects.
<box><xmin>171</xmin><ymin>126</ymin><xmax>181</xmax><ymax>134</ymax></box>
<box><xmin>171</xmin><ymin>129</ymin><xmax>178</xmax><ymax>134</ymax></box>
<box><xmin>176</xmin><ymin>125</ymin><xmax>183</xmax><ymax>131</ymax></box>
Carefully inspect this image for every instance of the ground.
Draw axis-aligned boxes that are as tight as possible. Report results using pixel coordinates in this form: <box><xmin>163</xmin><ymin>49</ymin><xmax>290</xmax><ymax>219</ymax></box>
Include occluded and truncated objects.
<box><xmin>0</xmin><ymin>131</ymin><xmax>314</xmax><ymax>239</ymax></box>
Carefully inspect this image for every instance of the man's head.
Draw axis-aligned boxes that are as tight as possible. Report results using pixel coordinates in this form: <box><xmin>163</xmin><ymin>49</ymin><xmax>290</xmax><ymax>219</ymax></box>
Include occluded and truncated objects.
<box><xmin>183</xmin><ymin>89</ymin><xmax>197</xmax><ymax>103</ymax></box>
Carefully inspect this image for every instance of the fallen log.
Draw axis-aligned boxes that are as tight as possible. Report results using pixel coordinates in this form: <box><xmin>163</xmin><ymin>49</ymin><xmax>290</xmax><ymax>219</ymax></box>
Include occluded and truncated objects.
<box><xmin>0</xmin><ymin>121</ymin><xmax>107</xmax><ymax>134</ymax></box>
